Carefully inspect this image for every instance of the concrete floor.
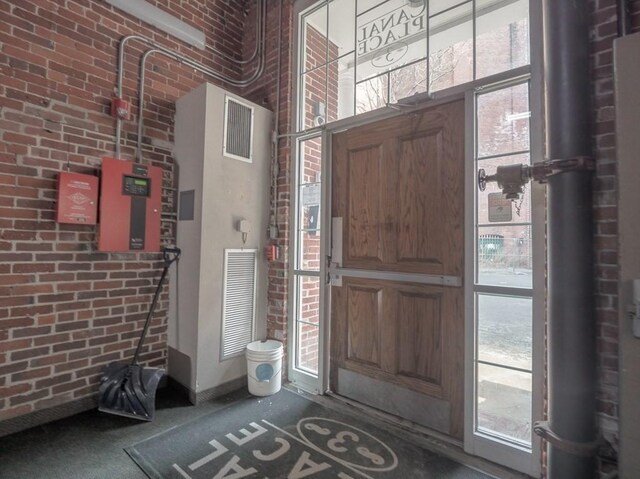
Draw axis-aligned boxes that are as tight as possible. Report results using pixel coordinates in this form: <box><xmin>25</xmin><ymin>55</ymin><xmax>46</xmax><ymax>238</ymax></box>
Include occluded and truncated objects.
<box><xmin>0</xmin><ymin>387</ymin><xmax>249</xmax><ymax>479</ymax></box>
<box><xmin>0</xmin><ymin>386</ymin><xmax>511</xmax><ymax>479</ymax></box>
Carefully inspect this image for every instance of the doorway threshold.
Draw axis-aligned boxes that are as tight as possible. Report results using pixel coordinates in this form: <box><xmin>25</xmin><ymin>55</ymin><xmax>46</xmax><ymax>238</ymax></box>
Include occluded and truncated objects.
<box><xmin>284</xmin><ymin>384</ymin><xmax>531</xmax><ymax>479</ymax></box>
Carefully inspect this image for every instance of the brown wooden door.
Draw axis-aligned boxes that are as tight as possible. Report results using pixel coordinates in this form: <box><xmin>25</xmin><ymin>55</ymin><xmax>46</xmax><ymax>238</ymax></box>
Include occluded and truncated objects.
<box><xmin>330</xmin><ymin>100</ymin><xmax>465</xmax><ymax>439</ymax></box>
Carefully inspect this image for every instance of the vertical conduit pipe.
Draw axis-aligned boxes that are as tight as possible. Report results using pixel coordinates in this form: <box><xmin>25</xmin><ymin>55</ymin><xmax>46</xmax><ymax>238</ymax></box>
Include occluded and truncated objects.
<box><xmin>618</xmin><ymin>0</ymin><xmax>631</xmax><ymax>36</ymax></box>
<box><xmin>543</xmin><ymin>1</ymin><xmax>597</xmax><ymax>477</ymax></box>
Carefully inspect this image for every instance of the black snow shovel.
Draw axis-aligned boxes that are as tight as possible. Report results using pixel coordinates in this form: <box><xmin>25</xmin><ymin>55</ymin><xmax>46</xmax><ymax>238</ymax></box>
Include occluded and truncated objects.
<box><xmin>98</xmin><ymin>246</ymin><xmax>181</xmax><ymax>421</ymax></box>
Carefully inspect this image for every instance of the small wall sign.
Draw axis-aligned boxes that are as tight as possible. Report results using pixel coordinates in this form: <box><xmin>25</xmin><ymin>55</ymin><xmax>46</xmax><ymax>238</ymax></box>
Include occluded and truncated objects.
<box><xmin>55</xmin><ymin>171</ymin><xmax>99</xmax><ymax>225</ymax></box>
<box><xmin>488</xmin><ymin>193</ymin><xmax>513</xmax><ymax>223</ymax></box>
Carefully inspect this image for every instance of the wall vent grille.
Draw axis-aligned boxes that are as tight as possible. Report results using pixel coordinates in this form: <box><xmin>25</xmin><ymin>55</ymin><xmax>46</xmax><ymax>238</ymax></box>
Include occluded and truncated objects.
<box><xmin>223</xmin><ymin>96</ymin><xmax>254</xmax><ymax>163</ymax></box>
<box><xmin>221</xmin><ymin>249</ymin><xmax>256</xmax><ymax>359</ymax></box>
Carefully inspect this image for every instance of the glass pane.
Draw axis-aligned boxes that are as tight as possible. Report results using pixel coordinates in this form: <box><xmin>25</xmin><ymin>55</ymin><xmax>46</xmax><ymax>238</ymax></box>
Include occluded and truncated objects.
<box><xmin>477</xmin><ymin>82</ymin><xmax>530</xmax><ymax>158</ymax></box>
<box><xmin>301</xmin><ymin>67</ymin><xmax>328</xmax><ymax>130</ymax></box>
<box><xmin>300</xmin><ymin>137</ymin><xmax>323</xmax><ymax>184</ymax></box>
<box><xmin>356</xmin><ymin>74</ymin><xmax>389</xmax><ymax>114</ymax></box>
<box><xmin>478</xmin><ymin>225</ymin><xmax>532</xmax><ymax>287</ymax></box>
<box><xmin>328</xmin><ymin>0</ymin><xmax>356</xmax><ymax>60</ymax></box>
<box><xmin>429</xmin><ymin>2</ymin><xmax>473</xmax><ymax>92</ymax></box>
<box><xmin>356</xmin><ymin>0</ymin><xmax>428</xmax><ymax>82</ymax></box>
<box><xmin>389</xmin><ymin>59</ymin><xmax>428</xmax><ymax>103</ymax></box>
<box><xmin>326</xmin><ymin>54</ymin><xmax>356</xmax><ymax>123</ymax></box>
<box><xmin>478</xmin><ymin>294</ymin><xmax>532</xmax><ymax>370</ymax></box>
<box><xmin>475</xmin><ymin>0</ymin><xmax>529</xmax><ymax>79</ymax></box>
<box><xmin>303</xmin><ymin>4</ymin><xmax>328</xmax><ymax>72</ymax></box>
<box><xmin>297</xmin><ymin>322</ymin><xmax>320</xmax><ymax>373</ymax></box>
<box><xmin>477</xmin><ymin>154</ymin><xmax>531</xmax><ymax>225</ymax></box>
<box><xmin>298</xmin><ymin>229</ymin><xmax>321</xmax><ymax>271</ymax></box>
<box><xmin>357</xmin><ymin>0</ymin><xmax>386</xmax><ymax>15</ymax></box>
<box><xmin>477</xmin><ymin>363</ymin><xmax>532</xmax><ymax>445</ymax></box>
<box><xmin>297</xmin><ymin>275</ymin><xmax>321</xmax><ymax>325</ymax></box>
<box><xmin>296</xmin><ymin>274</ymin><xmax>321</xmax><ymax>374</ymax></box>
<box><xmin>429</xmin><ymin>0</ymin><xmax>471</xmax><ymax>16</ymax></box>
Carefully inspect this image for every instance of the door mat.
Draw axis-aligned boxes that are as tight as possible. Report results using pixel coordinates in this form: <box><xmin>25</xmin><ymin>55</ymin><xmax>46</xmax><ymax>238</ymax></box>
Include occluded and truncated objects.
<box><xmin>125</xmin><ymin>389</ymin><xmax>490</xmax><ymax>479</ymax></box>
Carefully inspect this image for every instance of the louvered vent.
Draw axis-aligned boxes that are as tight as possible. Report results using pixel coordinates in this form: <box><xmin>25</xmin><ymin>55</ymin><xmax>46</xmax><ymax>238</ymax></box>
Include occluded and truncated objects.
<box><xmin>223</xmin><ymin>96</ymin><xmax>254</xmax><ymax>163</ymax></box>
<box><xmin>221</xmin><ymin>249</ymin><xmax>257</xmax><ymax>359</ymax></box>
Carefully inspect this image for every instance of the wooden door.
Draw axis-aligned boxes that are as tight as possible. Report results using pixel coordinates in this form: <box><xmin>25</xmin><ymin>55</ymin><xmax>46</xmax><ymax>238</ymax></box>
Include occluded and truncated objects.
<box><xmin>330</xmin><ymin>100</ymin><xmax>465</xmax><ymax>439</ymax></box>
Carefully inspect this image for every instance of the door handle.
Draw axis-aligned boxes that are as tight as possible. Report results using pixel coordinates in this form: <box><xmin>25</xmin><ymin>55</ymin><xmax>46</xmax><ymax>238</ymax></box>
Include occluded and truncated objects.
<box><xmin>328</xmin><ymin>267</ymin><xmax>462</xmax><ymax>288</ymax></box>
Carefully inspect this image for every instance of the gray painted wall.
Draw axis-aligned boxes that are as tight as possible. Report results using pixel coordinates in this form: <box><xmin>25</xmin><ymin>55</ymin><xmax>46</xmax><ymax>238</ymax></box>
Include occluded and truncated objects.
<box><xmin>614</xmin><ymin>31</ymin><xmax>640</xmax><ymax>478</ymax></box>
<box><xmin>170</xmin><ymin>83</ymin><xmax>272</xmax><ymax>397</ymax></box>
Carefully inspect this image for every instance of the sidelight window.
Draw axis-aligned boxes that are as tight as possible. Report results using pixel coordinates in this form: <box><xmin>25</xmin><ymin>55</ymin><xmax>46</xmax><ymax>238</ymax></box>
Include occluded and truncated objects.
<box><xmin>469</xmin><ymin>78</ymin><xmax>541</xmax><ymax>476</ymax></box>
<box><xmin>474</xmin><ymin>82</ymin><xmax>533</xmax><ymax>446</ymax></box>
<box><xmin>291</xmin><ymin>136</ymin><xmax>324</xmax><ymax>383</ymax></box>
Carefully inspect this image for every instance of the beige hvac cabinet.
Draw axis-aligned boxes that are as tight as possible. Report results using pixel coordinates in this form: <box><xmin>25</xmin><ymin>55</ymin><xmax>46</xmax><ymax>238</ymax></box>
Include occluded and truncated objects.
<box><xmin>168</xmin><ymin>83</ymin><xmax>272</xmax><ymax>403</ymax></box>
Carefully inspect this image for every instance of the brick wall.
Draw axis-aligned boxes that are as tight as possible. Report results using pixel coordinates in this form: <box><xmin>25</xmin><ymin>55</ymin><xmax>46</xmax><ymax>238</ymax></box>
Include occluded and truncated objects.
<box><xmin>0</xmin><ymin>0</ymin><xmax>249</xmax><ymax>423</ymax></box>
<box><xmin>241</xmin><ymin>0</ymin><xmax>295</xmax><ymax>356</ymax></box>
<box><xmin>590</xmin><ymin>0</ymin><xmax>640</xmax><ymax>475</ymax></box>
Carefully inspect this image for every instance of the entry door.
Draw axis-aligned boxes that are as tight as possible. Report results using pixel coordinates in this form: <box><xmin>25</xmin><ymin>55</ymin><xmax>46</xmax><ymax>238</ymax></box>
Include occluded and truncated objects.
<box><xmin>330</xmin><ymin>100</ymin><xmax>465</xmax><ymax>439</ymax></box>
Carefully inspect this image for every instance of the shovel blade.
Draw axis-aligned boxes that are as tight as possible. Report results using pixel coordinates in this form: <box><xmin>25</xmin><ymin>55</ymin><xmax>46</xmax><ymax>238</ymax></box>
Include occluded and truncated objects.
<box><xmin>98</xmin><ymin>362</ymin><xmax>164</xmax><ymax>421</ymax></box>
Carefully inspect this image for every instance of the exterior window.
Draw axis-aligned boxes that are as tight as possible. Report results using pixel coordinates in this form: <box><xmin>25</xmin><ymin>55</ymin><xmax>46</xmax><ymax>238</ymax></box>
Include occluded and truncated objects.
<box><xmin>292</xmin><ymin>136</ymin><xmax>323</xmax><ymax>377</ymax></box>
<box><xmin>474</xmin><ymin>81</ymin><xmax>533</xmax><ymax>446</ymax></box>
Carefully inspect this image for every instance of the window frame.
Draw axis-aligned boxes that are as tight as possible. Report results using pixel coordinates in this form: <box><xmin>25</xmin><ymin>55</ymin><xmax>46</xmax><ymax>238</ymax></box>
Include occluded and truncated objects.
<box><xmin>289</xmin><ymin>1</ymin><xmax>544</xmax><ymax>474</ymax></box>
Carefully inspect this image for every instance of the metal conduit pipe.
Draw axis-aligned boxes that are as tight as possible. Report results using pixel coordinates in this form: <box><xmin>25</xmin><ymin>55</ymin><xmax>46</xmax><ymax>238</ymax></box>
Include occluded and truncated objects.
<box><xmin>135</xmin><ymin>12</ymin><xmax>265</xmax><ymax>163</ymax></box>
<box><xmin>542</xmin><ymin>1</ymin><xmax>597</xmax><ymax>477</ymax></box>
<box><xmin>136</xmin><ymin>48</ymin><xmax>164</xmax><ymax>163</ymax></box>
<box><xmin>270</xmin><ymin>0</ymin><xmax>283</xmax><ymax>238</ymax></box>
<box><xmin>618</xmin><ymin>0</ymin><xmax>631</xmax><ymax>36</ymax></box>
<box><xmin>115</xmin><ymin>0</ymin><xmax>266</xmax><ymax>158</ymax></box>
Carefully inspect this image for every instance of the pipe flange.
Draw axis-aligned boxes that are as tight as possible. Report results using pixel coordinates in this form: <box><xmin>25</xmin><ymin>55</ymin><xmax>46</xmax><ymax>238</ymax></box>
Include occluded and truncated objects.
<box><xmin>533</xmin><ymin>420</ymin><xmax>600</xmax><ymax>457</ymax></box>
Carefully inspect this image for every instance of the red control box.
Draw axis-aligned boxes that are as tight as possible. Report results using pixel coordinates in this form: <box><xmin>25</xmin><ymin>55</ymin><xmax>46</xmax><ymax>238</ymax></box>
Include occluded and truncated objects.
<box><xmin>98</xmin><ymin>157</ymin><xmax>162</xmax><ymax>252</ymax></box>
<box><xmin>55</xmin><ymin>172</ymin><xmax>99</xmax><ymax>225</ymax></box>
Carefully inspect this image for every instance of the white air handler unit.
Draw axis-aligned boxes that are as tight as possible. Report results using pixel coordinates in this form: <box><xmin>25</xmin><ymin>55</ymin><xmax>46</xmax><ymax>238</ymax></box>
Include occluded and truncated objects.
<box><xmin>169</xmin><ymin>83</ymin><xmax>272</xmax><ymax>403</ymax></box>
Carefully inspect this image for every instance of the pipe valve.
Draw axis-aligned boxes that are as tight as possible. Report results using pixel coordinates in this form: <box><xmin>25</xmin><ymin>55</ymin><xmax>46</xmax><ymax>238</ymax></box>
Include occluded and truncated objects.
<box><xmin>478</xmin><ymin>163</ymin><xmax>532</xmax><ymax>200</ymax></box>
<box><xmin>478</xmin><ymin>157</ymin><xmax>596</xmax><ymax>200</ymax></box>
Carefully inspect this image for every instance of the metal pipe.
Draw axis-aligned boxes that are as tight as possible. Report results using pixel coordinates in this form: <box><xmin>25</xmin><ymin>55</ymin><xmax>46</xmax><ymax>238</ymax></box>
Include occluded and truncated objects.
<box><xmin>618</xmin><ymin>0</ymin><xmax>631</xmax><ymax>37</ymax></box>
<box><xmin>136</xmin><ymin>48</ymin><xmax>164</xmax><ymax>163</ymax></box>
<box><xmin>115</xmin><ymin>0</ymin><xmax>266</xmax><ymax>158</ymax></box>
<box><xmin>542</xmin><ymin>1</ymin><xmax>597</xmax><ymax>477</ymax></box>
<box><xmin>270</xmin><ymin>0</ymin><xmax>283</xmax><ymax>237</ymax></box>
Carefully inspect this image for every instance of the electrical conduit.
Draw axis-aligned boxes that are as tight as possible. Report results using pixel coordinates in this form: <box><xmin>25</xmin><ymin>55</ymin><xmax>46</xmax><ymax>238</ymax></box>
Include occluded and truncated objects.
<box><xmin>115</xmin><ymin>0</ymin><xmax>266</xmax><ymax>159</ymax></box>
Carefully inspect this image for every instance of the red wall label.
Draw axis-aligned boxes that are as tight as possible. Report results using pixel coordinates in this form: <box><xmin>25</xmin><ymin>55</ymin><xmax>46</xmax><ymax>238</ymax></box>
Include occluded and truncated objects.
<box><xmin>55</xmin><ymin>171</ymin><xmax>99</xmax><ymax>225</ymax></box>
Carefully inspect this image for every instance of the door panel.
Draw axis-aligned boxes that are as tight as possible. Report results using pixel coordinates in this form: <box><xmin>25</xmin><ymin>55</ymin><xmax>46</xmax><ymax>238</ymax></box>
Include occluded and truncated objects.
<box><xmin>346</xmin><ymin>285</ymin><xmax>382</xmax><ymax>367</ymax></box>
<box><xmin>396</xmin><ymin>129</ymin><xmax>443</xmax><ymax>268</ymax></box>
<box><xmin>397</xmin><ymin>290</ymin><xmax>442</xmax><ymax>384</ymax></box>
<box><xmin>347</xmin><ymin>146</ymin><xmax>384</xmax><ymax>263</ymax></box>
<box><xmin>330</xmin><ymin>100</ymin><xmax>465</xmax><ymax>439</ymax></box>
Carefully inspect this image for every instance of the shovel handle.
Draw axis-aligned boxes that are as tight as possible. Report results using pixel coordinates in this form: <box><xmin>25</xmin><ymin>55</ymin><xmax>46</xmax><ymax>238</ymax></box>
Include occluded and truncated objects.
<box><xmin>131</xmin><ymin>247</ymin><xmax>180</xmax><ymax>366</ymax></box>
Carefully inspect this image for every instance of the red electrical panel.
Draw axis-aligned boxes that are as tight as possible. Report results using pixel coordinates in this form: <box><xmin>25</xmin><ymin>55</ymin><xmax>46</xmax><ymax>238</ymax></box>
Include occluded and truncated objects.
<box><xmin>98</xmin><ymin>157</ymin><xmax>162</xmax><ymax>252</ymax></box>
<box><xmin>55</xmin><ymin>171</ymin><xmax>99</xmax><ymax>225</ymax></box>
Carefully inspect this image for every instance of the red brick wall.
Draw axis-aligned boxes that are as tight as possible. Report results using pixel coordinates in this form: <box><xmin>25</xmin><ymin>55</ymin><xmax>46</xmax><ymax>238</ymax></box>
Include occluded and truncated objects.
<box><xmin>0</xmin><ymin>0</ymin><xmax>248</xmax><ymax>422</ymax></box>
<box><xmin>241</xmin><ymin>1</ymin><xmax>295</xmax><ymax>355</ymax></box>
<box><xmin>590</xmin><ymin>0</ymin><xmax>640</xmax><ymax>475</ymax></box>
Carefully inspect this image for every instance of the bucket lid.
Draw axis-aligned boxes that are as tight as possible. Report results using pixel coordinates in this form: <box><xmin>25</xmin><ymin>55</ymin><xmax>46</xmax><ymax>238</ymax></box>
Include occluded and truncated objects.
<box><xmin>246</xmin><ymin>340</ymin><xmax>283</xmax><ymax>353</ymax></box>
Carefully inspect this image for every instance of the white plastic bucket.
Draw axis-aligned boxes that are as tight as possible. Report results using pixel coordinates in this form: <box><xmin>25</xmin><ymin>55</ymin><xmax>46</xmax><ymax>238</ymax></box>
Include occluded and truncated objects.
<box><xmin>246</xmin><ymin>340</ymin><xmax>283</xmax><ymax>396</ymax></box>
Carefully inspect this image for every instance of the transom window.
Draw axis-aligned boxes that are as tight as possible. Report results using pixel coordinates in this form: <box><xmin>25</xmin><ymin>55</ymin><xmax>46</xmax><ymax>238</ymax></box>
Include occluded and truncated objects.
<box><xmin>298</xmin><ymin>0</ymin><xmax>530</xmax><ymax>131</ymax></box>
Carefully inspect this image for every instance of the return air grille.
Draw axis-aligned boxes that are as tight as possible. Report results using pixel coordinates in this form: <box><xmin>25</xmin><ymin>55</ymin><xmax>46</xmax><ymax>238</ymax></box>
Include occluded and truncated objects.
<box><xmin>221</xmin><ymin>249</ymin><xmax>257</xmax><ymax>359</ymax></box>
<box><xmin>223</xmin><ymin>96</ymin><xmax>254</xmax><ymax>163</ymax></box>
